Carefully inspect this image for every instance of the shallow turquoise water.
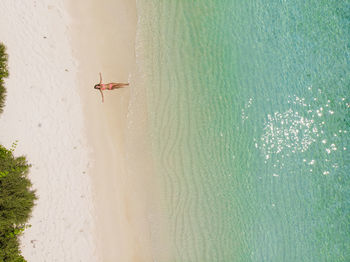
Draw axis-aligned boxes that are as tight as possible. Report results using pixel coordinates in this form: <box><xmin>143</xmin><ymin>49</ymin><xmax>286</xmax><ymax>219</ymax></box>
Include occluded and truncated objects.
<box><xmin>135</xmin><ymin>1</ymin><xmax>350</xmax><ymax>261</ymax></box>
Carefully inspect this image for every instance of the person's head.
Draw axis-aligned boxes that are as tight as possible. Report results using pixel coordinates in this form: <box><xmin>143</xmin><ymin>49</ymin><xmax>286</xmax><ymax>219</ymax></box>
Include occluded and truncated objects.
<box><xmin>94</xmin><ymin>84</ymin><xmax>100</xmax><ymax>89</ymax></box>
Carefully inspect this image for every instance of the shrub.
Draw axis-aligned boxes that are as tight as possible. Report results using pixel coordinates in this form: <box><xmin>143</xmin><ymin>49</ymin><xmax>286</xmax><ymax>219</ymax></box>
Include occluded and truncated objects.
<box><xmin>0</xmin><ymin>145</ymin><xmax>36</xmax><ymax>261</ymax></box>
<box><xmin>0</xmin><ymin>43</ymin><xmax>9</xmax><ymax>114</ymax></box>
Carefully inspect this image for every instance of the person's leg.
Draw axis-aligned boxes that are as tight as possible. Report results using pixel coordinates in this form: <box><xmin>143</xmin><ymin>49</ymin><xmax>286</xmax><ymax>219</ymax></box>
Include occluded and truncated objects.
<box><xmin>111</xmin><ymin>85</ymin><xmax>125</xmax><ymax>89</ymax></box>
<box><xmin>111</xmin><ymin>83</ymin><xmax>129</xmax><ymax>88</ymax></box>
<box><xmin>112</xmin><ymin>83</ymin><xmax>129</xmax><ymax>86</ymax></box>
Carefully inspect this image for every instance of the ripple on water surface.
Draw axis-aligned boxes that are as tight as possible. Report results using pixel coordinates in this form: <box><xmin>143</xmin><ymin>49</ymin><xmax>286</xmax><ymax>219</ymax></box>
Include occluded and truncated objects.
<box><xmin>135</xmin><ymin>0</ymin><xmax>350</xmax><ymax>261</ymax></box>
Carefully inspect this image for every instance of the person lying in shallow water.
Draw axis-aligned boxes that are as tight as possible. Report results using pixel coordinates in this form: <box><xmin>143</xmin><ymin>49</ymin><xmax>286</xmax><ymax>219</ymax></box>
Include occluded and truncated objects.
<box><xmin>94</xmin><ymin>72</ymin><xmax>129</xmax><ymax>102</ymax></box>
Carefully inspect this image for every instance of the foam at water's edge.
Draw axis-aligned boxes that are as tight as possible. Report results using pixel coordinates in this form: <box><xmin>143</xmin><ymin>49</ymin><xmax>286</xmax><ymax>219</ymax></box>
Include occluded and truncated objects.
<box><xmin>124</xmin><ymin>2</ymin><xmax>175</xmax><ymax>261</ymax></box>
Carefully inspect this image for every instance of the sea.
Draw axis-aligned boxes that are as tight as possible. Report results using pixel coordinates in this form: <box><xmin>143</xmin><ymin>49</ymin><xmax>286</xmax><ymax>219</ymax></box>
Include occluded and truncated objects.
<box><xmin>131</xmin><ymin>1</ymin><xmax>350</xmax><ymax>261</ymax></box>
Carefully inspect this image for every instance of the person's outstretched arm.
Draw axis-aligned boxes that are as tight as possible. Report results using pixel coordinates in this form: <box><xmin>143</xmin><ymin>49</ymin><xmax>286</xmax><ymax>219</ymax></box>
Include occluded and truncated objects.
<box><xmin>100</xmin><ymin>89</ymin><xmax>104</xmax><ymax>102</ymax></box>
<box><xmin>99</xmin><ymin>72</ymin><xmax>102</xmax><ymax>84</ymax></box>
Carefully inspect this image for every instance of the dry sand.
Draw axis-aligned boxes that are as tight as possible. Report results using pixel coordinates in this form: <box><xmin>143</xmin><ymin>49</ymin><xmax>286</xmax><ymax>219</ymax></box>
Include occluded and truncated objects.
<box><xmin>0</xmin><ymin>0</ymin><xmax>159</xmax><ymax>261</ymax></box>
<box><xmin>0</xmin><ymin>0</ymin><xmax>97</xmax><ymax>261</ymax></box>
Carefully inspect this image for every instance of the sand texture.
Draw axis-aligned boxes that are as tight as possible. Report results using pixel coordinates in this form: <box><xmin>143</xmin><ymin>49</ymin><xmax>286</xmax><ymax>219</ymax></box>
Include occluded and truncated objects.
<box><xmin>66</xmin><ymin>0</ymin><xmax>158</xmax><ymax>261</ymax></box>
<box><xmin>0</xmin><ymin>0</ymin><xmax>160</xmax><ymax>261</ymax></box>
<box><xmin>0</xmin><ymin>1</ymin><xmax>97</xmax><ymax>261</ymax></box>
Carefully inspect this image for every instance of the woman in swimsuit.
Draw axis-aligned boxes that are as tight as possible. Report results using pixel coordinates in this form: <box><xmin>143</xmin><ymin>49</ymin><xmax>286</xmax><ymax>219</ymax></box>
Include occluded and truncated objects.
<box><xmin>94</xmin><ymin>72</ymin><xmax>129</xmax><ymax>102</ymax></box>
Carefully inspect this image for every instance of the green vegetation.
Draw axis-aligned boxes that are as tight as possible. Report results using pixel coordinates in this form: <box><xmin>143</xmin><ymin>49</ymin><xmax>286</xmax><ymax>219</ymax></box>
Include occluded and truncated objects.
<box><xmin>0</xmin><ymin>43</ymin><xmax>9</xmax><ymax>114</ymax></box>
<box><xmin>0</xmin><ymin>43</ymin><xmax>36</xmax><ymax>262</ymax></box>
<box><xmin>0</xmin><ymin>145</ymin><xmax>36</xmax><ymax>262</ymax></box>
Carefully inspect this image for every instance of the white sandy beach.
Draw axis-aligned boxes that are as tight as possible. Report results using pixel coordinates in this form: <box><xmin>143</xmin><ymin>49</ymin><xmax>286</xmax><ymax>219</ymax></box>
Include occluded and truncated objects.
<box><xmin>0</xmin><ymin>0</ymin><xmax>97</xmax><ymax>261</ymax></box>
<box><xmin>0</xmin><ymin>0</ymin><xmax>157</xmax><ymax>261</ymax></box>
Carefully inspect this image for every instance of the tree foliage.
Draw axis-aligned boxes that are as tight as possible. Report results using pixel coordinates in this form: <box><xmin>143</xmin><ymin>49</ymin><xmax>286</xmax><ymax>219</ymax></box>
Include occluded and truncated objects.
<box><xmin>0</xmin><ymin>43</ymin><xmax>9</xmax><ymax>114</ymax></box>
<box><xmin>0</xmin><ymin>145</ymin><xmax>36</xmax><ymax>261</ymax></box>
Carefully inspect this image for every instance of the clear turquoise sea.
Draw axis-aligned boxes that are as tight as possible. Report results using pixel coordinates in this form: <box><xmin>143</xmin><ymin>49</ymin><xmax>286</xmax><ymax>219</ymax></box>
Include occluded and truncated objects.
<box><xmin>134</xmin><ymin>1</ymin><xmax>350</xmax><ymax>261</ymax></box>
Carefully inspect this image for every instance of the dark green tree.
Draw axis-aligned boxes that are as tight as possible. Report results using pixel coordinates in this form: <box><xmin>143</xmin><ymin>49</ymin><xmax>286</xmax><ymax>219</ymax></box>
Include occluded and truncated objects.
<box><xmin>0</xmin><ymin>43</ymin><xmax>9</xmax><ymax>114</ymax></box>
<box><xmin>0</xmin><ymin>145</ymin><xmax>36</xmax><ymax>261</ymax></box>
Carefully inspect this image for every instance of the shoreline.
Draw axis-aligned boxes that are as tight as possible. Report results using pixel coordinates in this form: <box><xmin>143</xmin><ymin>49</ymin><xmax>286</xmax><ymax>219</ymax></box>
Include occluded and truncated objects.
<box><xmin>0</xmin><ymin>0</ymin><xmax>162</xmax><ymax>261</ymax></box>
<box><xmin>65</xmin><ymin>0</ymin><xmax>161</xmax><ymax>261</ymax></box>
